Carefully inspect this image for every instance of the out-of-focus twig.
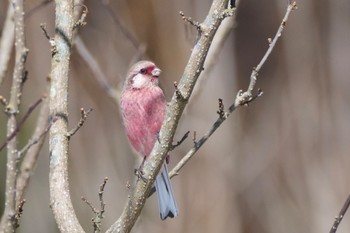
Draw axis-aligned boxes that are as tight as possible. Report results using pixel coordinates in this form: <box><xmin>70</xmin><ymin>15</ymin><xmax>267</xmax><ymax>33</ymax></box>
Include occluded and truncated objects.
<box><xmin>26</xmin><ymin>0</ymin><xmax>53</xmax><ymax>18</ymax></box>
<box><xmin>0</xmin><ymin>4</ymin><xmax>15</xmax><ymax>87</ymax></box>
<box><xmin>75</xmin><ymin>36</ymin><xmax>120</xmax><ymax>100</ymax></box>
<box><xmin>0</xmin><ymin>96</ymin><xmax>44</xmax><ymax>152</ymax></box>
<box><xmin>15</xmin><ymin>95</ymin><xmax>50</xmax><ymax>205</ymax></box>
<box><xmin>329</xmin><ymin>194</ymin><xmax>350</xmax><ymax>233</ymax></box>
<box><xmin>0</xmin><ymin>0</ymin><xmax>28</xmax><ymax>231</ymax></box>
<box><xmin>100</xmin><ymin>0</ymin><xmax>140</xmax><ymax>49</ymax></box>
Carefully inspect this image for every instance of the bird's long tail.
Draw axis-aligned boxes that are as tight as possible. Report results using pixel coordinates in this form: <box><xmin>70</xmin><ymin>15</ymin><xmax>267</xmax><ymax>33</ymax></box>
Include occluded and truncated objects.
<box><xmin>155</xmin><ymin>163</ymin><xmax>178</xmax><ymax>220</ymax></box>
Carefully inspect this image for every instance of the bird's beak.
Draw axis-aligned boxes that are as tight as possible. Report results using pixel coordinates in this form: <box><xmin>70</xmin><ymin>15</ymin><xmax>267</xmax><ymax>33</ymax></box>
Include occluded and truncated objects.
<box><xmin>152</xmin><ymin>67</ymin><xmax>161</xmax><ymax>77</ymax></box>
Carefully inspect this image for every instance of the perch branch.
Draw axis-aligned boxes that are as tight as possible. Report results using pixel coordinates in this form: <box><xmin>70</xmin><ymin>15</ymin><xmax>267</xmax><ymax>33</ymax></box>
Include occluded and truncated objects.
<box><xmin>106</xmin><ymin>1</ymin><xmax>233</xmax><ymax>232</ymax></box>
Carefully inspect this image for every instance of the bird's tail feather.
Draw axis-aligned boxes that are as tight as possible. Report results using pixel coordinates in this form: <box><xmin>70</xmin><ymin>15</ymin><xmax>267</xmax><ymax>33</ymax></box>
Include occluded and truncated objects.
<box><xmin>155</xmin><ymin>164</ymin><xmax>178</xmax><ymax>220</ymax></box>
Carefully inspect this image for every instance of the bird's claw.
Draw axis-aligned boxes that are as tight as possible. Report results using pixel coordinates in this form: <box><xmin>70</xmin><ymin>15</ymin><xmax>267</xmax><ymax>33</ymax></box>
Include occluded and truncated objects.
<box><xmin>134</xmin><ymin>168</ymin><xmax>147</xmax><ymax>182</ymax></box>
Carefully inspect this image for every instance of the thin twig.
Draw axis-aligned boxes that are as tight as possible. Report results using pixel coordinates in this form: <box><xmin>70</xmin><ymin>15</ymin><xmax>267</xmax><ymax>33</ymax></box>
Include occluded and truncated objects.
<box><xmin>169</xmin><ymin>2</ymin><xmax>297</xmax><ymax>178</ymax></box>
<box><xmin>179</xmin><ymin>11</ymin><xmax>201</xmax><ymax>32</ymax></box>
<box><xmin>82</xmin><ymin>177</ymin><xmax>108</xmax><ymax>233</ymax></box>
<box><xmin>73</xmin><ymin>4</ymin><xmax>88</xmax><ymax>29</ymax></box>
<box><xmin>40</xmin><ymin>23</ymin><xmax>57</xmax><ymax>56</ymax></box>
<box><xmin>170</xmin><ymin>131</ymin><xmax>190</xmax><ymax>151</ymax></box>
<box><xmin>169</xmin><ymin>90</ymin><xmax>263</xmax><ymax>178</ymax></box>
<box><xmin>0</xmin><ymin>96</ymin><xmax>44</xmax><ymax>152</ymax></box>
<box><xmin>18</xmin><ymin>118</ymin><xmax>53</xmax><ymax>157</ymax></box>
<box><xmin>236</xmin><ymin>1</ymin><xmax>297</xmax><ymax>105</ymax></box>
<box><xmin>329</xmin><ymin>194</ymin><xmax>350</xmax><ymax>233</ymax></box>
<box><xmin>67</xmin><ymin>107</ymin><xmax>93</xmax><ymax>139</ymax></box>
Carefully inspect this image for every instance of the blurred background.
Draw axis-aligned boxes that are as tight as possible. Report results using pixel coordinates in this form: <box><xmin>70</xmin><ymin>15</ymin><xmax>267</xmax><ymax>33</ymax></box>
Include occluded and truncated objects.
<box><xmin>1</xmin><ymin>0</ymin><xmax>350</xmax><ymax>232</ymax></box>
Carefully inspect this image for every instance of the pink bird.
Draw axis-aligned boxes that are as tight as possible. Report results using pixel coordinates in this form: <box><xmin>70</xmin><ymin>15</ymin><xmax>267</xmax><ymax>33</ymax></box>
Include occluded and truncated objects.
<box><xmin>120</xmin><ymin>60</ymin><xmax>178</xmax><ymax>220</ymax></box>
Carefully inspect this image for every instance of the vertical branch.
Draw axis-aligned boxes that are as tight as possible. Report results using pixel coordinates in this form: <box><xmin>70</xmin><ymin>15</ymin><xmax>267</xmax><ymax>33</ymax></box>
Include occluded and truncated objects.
<box><xmin>0</xmin><ymin>4</ymin><xmax>15</xmax><ymax>86</ymax></box>
<box><xmin>0</xmin><ymin>0</ymin><xmax>28</xmax><ymax>232</ymax></box>
<box><xmin>48</xmin><ymin>1</ymin><xmax>84</xmax><ymax>232</ymax></box>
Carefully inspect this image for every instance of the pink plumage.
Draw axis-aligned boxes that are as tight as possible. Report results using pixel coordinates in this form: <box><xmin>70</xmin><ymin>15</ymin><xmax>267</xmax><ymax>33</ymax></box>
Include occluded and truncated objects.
<box><xmin>120</xmin><ymin>60</ymin><xmax>178</xmax><ymax>220</ymax></box>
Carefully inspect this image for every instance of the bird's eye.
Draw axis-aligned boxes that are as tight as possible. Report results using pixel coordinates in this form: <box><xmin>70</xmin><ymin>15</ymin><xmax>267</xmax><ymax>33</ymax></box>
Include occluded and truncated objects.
<box><xmin>140</xmin><ymin>68</ymin><xmax>147</xmax><ymax>74</ymax></box>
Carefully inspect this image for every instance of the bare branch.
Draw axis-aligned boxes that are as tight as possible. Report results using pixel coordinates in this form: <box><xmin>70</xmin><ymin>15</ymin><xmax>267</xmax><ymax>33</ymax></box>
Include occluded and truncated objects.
<box><xmin>329</xmin><ymin>194</ymin><xmax>350</xmax><ymax>233</ymax></box>
<box><xmin>169</xmin><ymin>2</ymin><xmax>297</xmax><ymax>178</ymax></box>
<box><xmin>67</xmin><ymin>107</ymin><xmax>93</xmax><ymax>139</ymax></box>
<box><xmin>40</xmin><ymin>23</ymin><xmax>57</xmax><ymax>56</ymax></box>
<box><xmin>235</xmin><ymin>1</ymin><xmax>297</xmax><ymax>105</ymax></box>
<box><xmin>179</xmin><ymin>11</ymin><xmax>201</xmax><ymax>32</ymax></box>
<box><xmin>169</xmin><ymin>89</ymin><xmax>263</xmax><ymax>178</ymax></box>
<box><xmin>48</xmin><ymin>0</ymin><xmax>85</xmax><ymax>232</ymax></box>
<box><xmin>0</xmin><ymin>4</ymin><xmax>15</xmax><ymax>86</ymax></box>
<box><xmin>82</xmin><ymin>177</ymin><xmax>108</xmax><ymax>233</ymax></box>
<box><xmin>170</xmin><ymin>131</ymin><xmax>190</xmax><ymax>151</ymax></box>
<box><xmin>0</xmin><ymin>0</ymin><xmax>28</xmax><ymax>231</ymax></box>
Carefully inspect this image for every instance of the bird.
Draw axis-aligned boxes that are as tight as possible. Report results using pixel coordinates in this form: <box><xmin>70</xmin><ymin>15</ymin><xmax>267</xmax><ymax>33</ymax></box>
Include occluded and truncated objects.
<box><xmin>120</xmin><ymin>60</ymin><xmax>178</xmax><ymax>220</ymax></box>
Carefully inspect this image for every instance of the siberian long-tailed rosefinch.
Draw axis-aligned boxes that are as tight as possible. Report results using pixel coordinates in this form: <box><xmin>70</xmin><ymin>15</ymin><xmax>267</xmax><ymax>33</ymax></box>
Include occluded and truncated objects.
<box><xmin>120</xmin><ymin>60</ymin><xmax>178</xmax><ymax>220</ymax></box>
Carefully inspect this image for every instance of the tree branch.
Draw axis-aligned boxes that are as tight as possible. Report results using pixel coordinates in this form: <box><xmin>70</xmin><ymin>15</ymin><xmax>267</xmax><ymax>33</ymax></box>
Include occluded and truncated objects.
<box><xmin>106</xmin><ymin>1</ymin><xmax>233</xmax><ymax>232</ymax></box>
<box><xmin>67</xmin><ymin>107</ymin><xmax>93</xmax><ymax>139</ymax></box>
<box><xmin>0</xmin><ymin>0</ymin><xmax>28</xmax><ymax>231</ymax></box>
<box><xmin>48</xmin><ymin>0</ymin><xmax>84</xmax><ymax>232</ymax></box>
<box><xmin>329</xmin><ymin>194</ymin><xmax>350</xmax><ymax>233</ymax></box>
<box><xmin>235</xmin><ymin>1</ymin><xmax>297</xmax><ymax>105</ymax></box>
<box><xmin>170</xmin><ymin>1</ymin><xmax>297</xmax><ymax>178</ymax></box>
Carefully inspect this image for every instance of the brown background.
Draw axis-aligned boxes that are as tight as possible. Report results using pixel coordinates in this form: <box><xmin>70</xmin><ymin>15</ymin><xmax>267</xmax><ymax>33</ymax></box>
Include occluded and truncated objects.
<box><xmin>1</xmin><ymin>0</ymin><xmax>350</xmax><ymax>232</ymax></box>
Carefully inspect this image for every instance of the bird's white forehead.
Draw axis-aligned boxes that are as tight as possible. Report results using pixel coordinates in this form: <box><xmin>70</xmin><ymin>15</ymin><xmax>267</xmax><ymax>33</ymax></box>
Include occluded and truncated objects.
<box><xmin>132</xmin><ymin>74</ymin><xmax>148</xmax><ymax>89</ymax></box>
